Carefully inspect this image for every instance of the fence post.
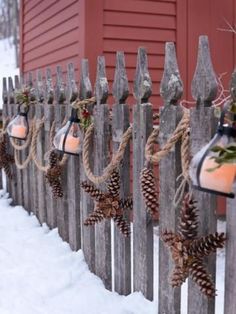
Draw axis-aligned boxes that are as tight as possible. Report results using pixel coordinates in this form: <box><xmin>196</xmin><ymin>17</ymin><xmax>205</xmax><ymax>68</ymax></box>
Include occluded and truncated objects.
<box><xmin>80</xmin><ymin>59</ymin><xmax>95</xmax><ymax>272</ymax></box>
<box><xmin>66</xmin><ymin>63</ymin><xmax>81</xmax><ymax>251</ymax></box>
<box><xmin>224</xmin><ymin>70</ymin><xmax>236</xmax><ymax>314</ymax></box>
<box><xmin>44</xmin><ymin>68</ymin><xmax>57</xmax><ymax>228</ymax></box>
<box><xmin>158</xmin><ymin>42</ymin><xmax>183</xmax><ymax>314</ymax></box>
<box><xmin>55</xmin><ymin>66</ymin><xmax>69</xmax><ymax>242</ymax></box>
<box><xmin>112</xmin><ymin>51</ymin><xmax>131</xmax><ymax>295</ymax></box>
<box><xmin>94</xmin><ymin>56</ymin><xmax>112</xmax><ymax>290</ymax></box>
<box><xmin>133</xmin><ymin>47</ymin><xmax>153</xmax><ymax>300</ymax></box>
<box><xmin>8</xmin><ymin>77</ymin><xmax>17</xmax><ymax>204</ymax></box>
<box><xmin>35</xmin><ymin>70</ymin><xmax>47</xmax><ymax>223</ymax></box>
<box><xmin>2</xmin><ymin>77</ymin><xmax>8</xmax><ymax>191</ymax></box>
<box><xmin>188</xmin><ymin>35</ymin><xmax>218</xmax><ymax>314</ymax></box>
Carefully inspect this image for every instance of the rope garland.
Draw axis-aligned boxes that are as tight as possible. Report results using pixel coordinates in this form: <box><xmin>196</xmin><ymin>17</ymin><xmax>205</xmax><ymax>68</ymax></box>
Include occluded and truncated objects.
<box><xmin>71</xmin><ymin>97</ymin><xmax>96</xmax><ymax>109</ymax></box>
<box><xmin>82</xmin><ymin>123</ymin><xmax>132</xmax><ymax>185</ymax></box>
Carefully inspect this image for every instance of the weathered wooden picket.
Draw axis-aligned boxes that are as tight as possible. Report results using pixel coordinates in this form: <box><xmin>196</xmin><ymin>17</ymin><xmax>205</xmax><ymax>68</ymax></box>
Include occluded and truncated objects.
<box><xmin>1</xmin><ymin>35</ymin><xmax>236</xmax><ymax>314</ymax></box>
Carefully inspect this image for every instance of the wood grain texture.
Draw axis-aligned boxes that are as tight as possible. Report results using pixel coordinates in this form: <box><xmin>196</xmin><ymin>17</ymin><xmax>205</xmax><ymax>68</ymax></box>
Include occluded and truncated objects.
<box><xmin>112</xmin><ymin>51</ymin><xmax>131</xmax><ymax>295</ymax></box>
<box><xmin>79</xmin><ymin>59</ymin><xmax>95</xmax><ymax>272</ymax></box>
<box><xmin>133</xmin><ymin>47</ymin><xmax>153</xmax><ymax>300</ymax></box>
<box><xmin>94</xmin><ymin>56</ymin><xmax>112</xmax><ymax>290</ymax></box>
<box><xmin>66</xmin><ymin>63</ymin><xmax>81</xmax><ymax>251</ymax></box>
<box><xmin>158</xmin><ymin>42</ymin><xmax>183</xmax><ymax>314</ymax></box>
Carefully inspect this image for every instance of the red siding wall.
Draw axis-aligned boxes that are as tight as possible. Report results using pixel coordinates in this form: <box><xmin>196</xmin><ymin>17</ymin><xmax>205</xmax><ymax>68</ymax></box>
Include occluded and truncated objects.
<box><xmin>20</xmin><ymin>0</ymin><xmax>80</xmax><ymax>80</ymax></box>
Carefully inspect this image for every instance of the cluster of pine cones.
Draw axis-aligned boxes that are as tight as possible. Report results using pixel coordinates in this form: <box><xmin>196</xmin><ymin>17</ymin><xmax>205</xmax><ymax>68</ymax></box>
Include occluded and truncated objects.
<box><xmin>45</xmin><ymin>150</ymin><xmax>63</xmax><ymax>198</ymax></box>
<box><xmin>0</xmin><ymin>134</ymin><xmax>14</xmax><ymax>178</ymax></box>
<box><xmin>81</xmin><ymin>170</ymin><xmax>132</xmax><ymax>237</ymax></box>
<box><xmin>162</xmin><ymin>194</ymin><xmax>226</xmax><ymax>298</ymax></box>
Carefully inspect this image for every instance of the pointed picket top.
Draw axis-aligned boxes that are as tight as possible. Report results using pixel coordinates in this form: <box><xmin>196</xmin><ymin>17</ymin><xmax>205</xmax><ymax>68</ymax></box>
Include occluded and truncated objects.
<box><xmin>112</xmin><ymin>51</ymin><xmax>129</xmax><ymax>104</ymax></box>
<box><xmin>8</xmin><ymin>77</ymin><xmax>14</xmax><ymax>104</ymax></box>
<box><xmin>230</xmin><ymin>70</ymin><xmax>236</xmax><ymax>101</ymax></box>
<box><xmin>45</xmin><ymin>68</ymin><xmax>54</xmax><ymax>104</ymax></box>
<box><xmin>2</xmin><ymin>77</ymin><xmax>8</xmax><ymax>104</ymax></box>
<box><xmin>80</xmin><ymin>59</ymin><xmax>92</xmax><ymax>100</ymax></box>
<box><xmin>191</xmin><ymin>36</ymin><xmax>218</xmax><ymax>106</ymax></box>
<box><xmin>55</xmin><ymin>66</ymin><xmax>66</xmax><ymax>104</ymax></box>
<box><xmin>36</xmin><ymin>70</ymin><xmax>44</xmax><ymax>103</ymax></box>
<box><xmin>67</xmin><ymin>63</ymin><xmax>78</xmax><ymax>102</ymax></box>
<box><xmin>95</xmin><ymin>56</ymin><xmax>109</xmax><ymax>104</ymax></box>
<box><xmin>133</xmin><ymin>47</ymin><xmax>152</xmax><ymax>102</ymax></box>
<box><xmin>160</xmin><ymin>42</ymin><xmax>183</xmax><ymax>105</ymax></box>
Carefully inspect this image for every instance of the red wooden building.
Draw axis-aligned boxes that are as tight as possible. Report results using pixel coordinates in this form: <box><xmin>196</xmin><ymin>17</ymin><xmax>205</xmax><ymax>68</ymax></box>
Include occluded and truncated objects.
<box><xmin>20</xmin><ymin>0</ymin><xmax>236</xmax><ymax>99</ymax></box>
<box><xmin>20</xmin><ymin>0</ymin><xmax>236</xmax><ymax>214</ymax></box>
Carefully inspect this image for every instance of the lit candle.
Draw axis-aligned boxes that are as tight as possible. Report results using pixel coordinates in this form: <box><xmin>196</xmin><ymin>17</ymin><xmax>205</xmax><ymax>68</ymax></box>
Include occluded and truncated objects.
<box><xmin>200</xmin><ymin>156</ymin><xmax>236</xmax><ymax>194</ymax></box>
<box><xmin>59</xmin><ymin>134</ymin><xmax>80</xmax><ymax>154</ymax></box>
<box><xmin>11</xmin><ymin>125</ymin><xmax>27</xmax><ymax>139</ymax></box>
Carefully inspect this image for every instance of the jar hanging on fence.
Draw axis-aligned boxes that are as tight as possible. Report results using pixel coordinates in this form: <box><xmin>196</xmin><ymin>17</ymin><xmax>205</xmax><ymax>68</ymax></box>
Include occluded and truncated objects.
<box><xmin>7</xmin><ymin>104</ymin><xmax>29</xmax><ymax>140</ymax></box>
<box><xmin>190</xmin><ymin>101</ymin><xmax>236</xmax><ymax>198</ymax></box>
<box><xmin>53</xmin><ymin>108</ymin><xmax>83</xmax><ymax>155</ymax></box>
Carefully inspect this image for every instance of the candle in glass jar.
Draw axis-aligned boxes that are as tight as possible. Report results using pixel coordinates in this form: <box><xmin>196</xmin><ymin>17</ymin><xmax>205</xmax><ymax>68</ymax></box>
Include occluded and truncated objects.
<box><xmin>59</xmin><ymin>134</ymin><xmax>80</xmax><ymax>153</ymax></box>
<box><xmin>11</xmin><ymin>125</ymin><xmax>27</xmax><ymax>139</ymax></box>
<box><xmin>200</xmin><ymin>156</ymin><xmax>236</xmax><ymax>194</ymax></box>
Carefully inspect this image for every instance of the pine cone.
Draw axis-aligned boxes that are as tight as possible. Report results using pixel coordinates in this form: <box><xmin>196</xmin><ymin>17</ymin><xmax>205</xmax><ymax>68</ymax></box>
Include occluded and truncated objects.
<box><xmin>189</xmin><ymin>259</ymin><xmax>216</xmax><ymax>298</ymax></box>
<box><xmin>119</xmin><ymin>197</ymin><xmax>133</xmax><ymax>211</ymax></box>
<box><xmin>107</xmin><ymin>170</ymin><xmax>120</xmax><ymax>197</ymax></box>
<box><xmin>0</xmin><ymin>135</ymin><xmax>14</xmax><ymax>178</ymax></box>
<box><xmin>171</xmin><ymin>266</ymin><xmax>188</xmax><ymax>287</ymax></box>
<box><xmin>49</xmin><ymin>150</ymin><xmax>59</xmax><ymax>168</ymax></box>
<box><xmin>188</xmin><ymin>232</ymin><xmax>226</xmax><ymax>258</ymax></box>
<box><xmin>84</xmin><ymin>209</ymin><xmax>105</xmax><ymax>225</ymax></box>
<box><xmin>45</xmin><ymin>151</ymin><xmax>64</xmax><ymax>198</ymax></box>
<box><xmin>51</xmin><ymin>180</ymin><xmax>63</xmax><ymax>198</ymax></box>
<box><xmin>114</xmin><ymin>214</ymin><xmax>130</xmax><ymax>237</ymax></box>
<box><xmin>140</xmin><ymin>167</ymin><xmax>158</xmax><ymax>217</ymax></box>
<box><xmin>179</xmin><ymin>194</ymin><xmax>198</xmax><ymax>241</ymax></box>
<box><xmin>81</xmin><ymin>181</ymin><xmax>105</xmax><ymax>201</ymax></box>
<box><xmin>162</xmin><ymin>230</ymin><xmax>178</xmax><ymax>247</ymax></box>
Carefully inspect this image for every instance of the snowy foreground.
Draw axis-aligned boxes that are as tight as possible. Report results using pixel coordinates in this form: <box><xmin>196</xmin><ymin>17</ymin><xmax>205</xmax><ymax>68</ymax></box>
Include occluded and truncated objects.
<box><xmin>0</xmin><ymin>190</ymin><xmax>225</xmax><ymax>314</ymax></box>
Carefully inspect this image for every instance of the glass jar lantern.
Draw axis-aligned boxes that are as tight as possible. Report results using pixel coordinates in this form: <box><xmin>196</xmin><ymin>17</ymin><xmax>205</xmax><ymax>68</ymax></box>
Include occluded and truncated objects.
<box><xmin>53</xmin><ymin>109</ymin><xmax>83</xmax><ymax>155</ymax></box>
<box><xmin>190</xmin><ymin>103</ymin><xmax>236</xmax><ymax>198</ymax></box>
<box><xmin>7</xmin><ymin>104</ymin><xmax>29</xmax><ymax>140</ymax></box>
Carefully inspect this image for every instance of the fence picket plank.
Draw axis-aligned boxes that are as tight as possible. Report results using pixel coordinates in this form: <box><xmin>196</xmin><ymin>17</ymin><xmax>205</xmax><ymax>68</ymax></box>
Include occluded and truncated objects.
<box><xmin>44</xmin><ymin>68</ymin><xmax>57</xmax><ymax>228</ymax></box>
<box><xmin>66</xmin><ymin>63</ymin><xmax>81</xmax><ymax>251</ymax></box>
<box><xmin>224</xmin><ymin>71</ymin><xmax>236</xmax><ymax>314</ymax></box>
<box><xmin>112</xmin><ymin>51</ymin><xmax>131</xmax><ymax>295</ymax></box>
<box><xmin>35</xmin><ymin>70</ymin><xmax>47</xmax><ymax>224</ymax></box>
<box><xmin>8</xmin><ymin>77</ymin><xmax>18</xmax><ymax>204</ymax></box>
<box><xmin>55</xmin><ymin>65</ymin><xmax>69</xmax><ymax>242</ymax></box>
<box><xmin>2</xmin><ymin>77</ymin><xmax>9</xmax><ymax>191</ymax></box>
<box><xmin>188</xmin><ymin>35</ymin><xmax>218</xmax><ymax>314</ymax></box>
<box><xmin>80</xmin><ymin>59</ymin><xmax>95</xmax><ymax>272</ymax></box>
<box><xmin>133</xmin><ymin>47</ymin><xmax>153</xmax><ymax>300</ymax></box>
<box><xmin>158</xmin><ymin>42</ymin><xmax>183</xmax><ymax>314</ymax></box>
<box><xmin>94</xmin><ymin>56</ymin><xmax>112</xmax><ymax>290</ymax></box>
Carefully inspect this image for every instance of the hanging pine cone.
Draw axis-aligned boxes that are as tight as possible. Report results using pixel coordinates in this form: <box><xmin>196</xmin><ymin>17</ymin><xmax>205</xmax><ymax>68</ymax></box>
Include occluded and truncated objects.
<box><xmin>162</xmin><ymin>230</ymin><xmax>179</xmax><ymax>247</ymax></box>
<box><xmin>178</xmin><ymin>193</ymin><xmax>198</xmax><ymax>241</ymax></box>
<box><xmin>45</xmin><ymin>151</ymin><xmax>64</xmax><ymax>198</ymax></box>
<box><xmin>81</xmin><ymin>182</ymin><xmax>105</xmax><ymax>201</ymax></box>
<box><xmin>84</xmin><ymin>208</ymin><xmax>105</xmax><ymax>225</ymax></box>
<box><xmin>107</xmin><ymin>170</ymin><xmax>120</xmax><ymax>197</ymax></box>
<box><xmin>140</xmin><ymin>167</ymin><xmax>158</xmax><ymax>217</ymax></box>
<box><xmin>113</xmin><ymin>214</ymin><xmax>130</xmax><ymax>237</ymax></box>
<box><xmin>188</xmin><ymin>232</ymin><xmax>226</xmax><ymax>259</ymax></box>
<box><xmin>0</xmin><ymin>134</ymin><xmax>14</xmax><ymax>178</ymax></box>
<box><xmin>189</xmin><ymin>259</ymin><xmax>216</xmax><ymax>298</ymax></box>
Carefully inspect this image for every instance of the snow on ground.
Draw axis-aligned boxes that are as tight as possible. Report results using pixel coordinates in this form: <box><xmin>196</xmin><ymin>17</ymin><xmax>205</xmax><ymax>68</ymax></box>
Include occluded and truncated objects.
<box><xmin>0</xmin><ymin>188</ymin><xmax>225</xmax><ymax>314</ymax></box>
<box><xmin>0</xmin><ymin>37</ymin><xmax>19</xmax><ymax>107</ymax></box>
<box><xmin>0</xmin><ymin>190</ymin><xmax>156</xmax><ymax>314</ymax></box>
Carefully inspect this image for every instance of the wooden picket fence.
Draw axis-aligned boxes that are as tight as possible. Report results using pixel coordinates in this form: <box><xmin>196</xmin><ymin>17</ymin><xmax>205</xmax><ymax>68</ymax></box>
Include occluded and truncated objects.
<box><xmin>1</xmin><ymin>35</ymin><xmax>236</xmax><ymax>314</ymax></box>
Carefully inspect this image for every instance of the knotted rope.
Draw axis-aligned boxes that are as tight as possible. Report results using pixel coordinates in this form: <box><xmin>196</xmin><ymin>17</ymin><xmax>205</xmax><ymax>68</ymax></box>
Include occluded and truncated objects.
<box><xmin>145</xmin><ymin>108</ymin><xmax>190</xmax><ymax>164</ymax></box>
<box><xmin>83</xmin><ymin>123</ymin><xmax>132</xmax><ymax>185</ymax></box>
<box><xmin>71</xmin><ymin>96</ymin><xmax>96</xmax><ymax>109</ymax></box>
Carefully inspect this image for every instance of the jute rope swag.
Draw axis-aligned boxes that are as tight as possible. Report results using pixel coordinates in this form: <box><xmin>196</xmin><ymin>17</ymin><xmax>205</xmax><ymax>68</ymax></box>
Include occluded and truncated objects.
<box><xmin>140</xmin><ymin>107</ymin><xmax>191</xmax><ymax>217</ymax></box>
